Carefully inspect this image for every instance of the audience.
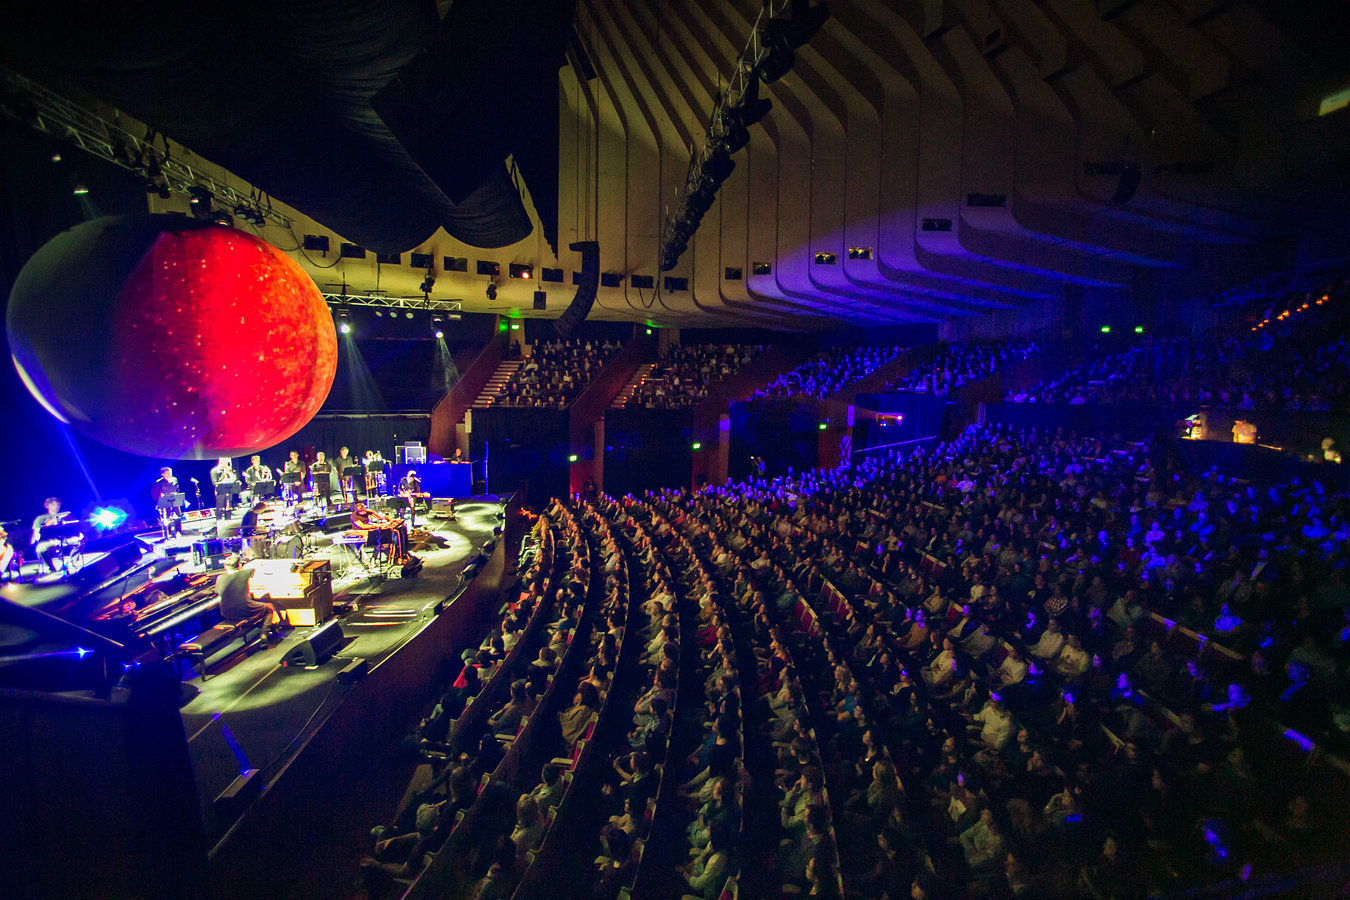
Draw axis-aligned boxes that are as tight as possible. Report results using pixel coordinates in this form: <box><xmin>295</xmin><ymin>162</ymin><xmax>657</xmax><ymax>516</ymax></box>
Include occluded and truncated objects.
<box><xmin>493</xmin><ymin>339</ymin><xmax>621</xmax><ymax>409</ymax></box>
<box><xmin>754</xmin><ymin>345</ymin><xmax>906</xmax><ymax>399</ymax></box>
<box><xmin>623</xmin><ymin>344</ymin><xmax>761</xmax><ymax>409</ymax></box>
<box><xmin>888</xmin><ymin>341</ymin><xmax>1041</xmax><ymax>395</ymax></box>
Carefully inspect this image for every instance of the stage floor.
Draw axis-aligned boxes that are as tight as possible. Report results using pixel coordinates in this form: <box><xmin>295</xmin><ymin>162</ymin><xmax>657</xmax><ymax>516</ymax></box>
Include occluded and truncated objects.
<box><xmin>178</xmin><ymin>498</ymin><xmax>505</xmax><ymax>846</ymax></box>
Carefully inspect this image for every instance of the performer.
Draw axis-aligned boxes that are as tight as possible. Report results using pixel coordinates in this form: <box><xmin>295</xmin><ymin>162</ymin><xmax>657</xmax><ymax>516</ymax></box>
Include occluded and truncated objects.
<box><xmin>350</xmin><ymin>500</ymin><xmax>409</xmax><ymax>566</ymax></box>
<box><xmin>399</xmin><ymin>468</ymin><xmax>427</xmax><ymax>528</ymax></box>
<box><xmin>243</xmin><ymin>455</ymin><xmax>275</xmax><ymax>498</ymax></box>
<box><xmin>451</xmin><ymin>448</ymin><xmax>465</xmax><ymax>462</ymax></box>
<box><xmin>150</xmin><ymin>466</ymin><xmax>185</xmax><ymax>537</ymax></box>
<box><xmin>310</xmin><ymin>451</ymin><xmax>334</xmax><ymax>509</ymax></box>
<box><xmin>215</xmin><ymin>554</ymin><xmax>286</xmax><ymax>628</ymax></box>
<box><xmin>369</xmin><ymin>450</ymin><xmax>389</xmax><ymax>494</ymax></box>
<box><xmin>210</xmin><ymin>457</ymin><xmax>239</xmax><ymax>514</ymax></box>
<box><xmin>0</xmin><ymin>523</ymin><xmax>16</xmax><ymax>581</ymax></box>
<box><xmin>335</xmin><ymin>446</ymin><xmax>358</xmax><ymax>505</ymax></box>
<box><xmin>281</xmin><ymin>451</ymin><xmax>307</xmax><ymax>505</ymax></box>
<box><xmin>30</xmin><ymin>497</ymin><xmax>73</xmax><ymax>572</ymax></box>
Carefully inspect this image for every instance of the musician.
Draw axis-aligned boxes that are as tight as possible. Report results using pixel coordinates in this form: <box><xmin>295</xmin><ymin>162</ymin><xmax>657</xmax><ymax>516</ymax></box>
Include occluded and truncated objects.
<box><xmin>367</xmin><ymin>450</ymin><xmax>389</xmax><ymax>496</ymax></box>
<box><xmin>31</xmin><ymin>497</ymin><xmax>71</xmax><ymax>572</ymax></box>
<box><xmin>350</xmin><ymin>501</ymin><xmax>408</xmax><ymax>564</ymax></box>
<box><xmin>243</xmin><ymin>455</ymin><xmax>275</xmax><ymax>498</ymax></box>
<box><xmin>281</xmin><ymin>451</ymin><xmax>306</xmax><ymax>504</ymax></box>
<box><xmin>335</xmin><ymin>446</ymin><xmax>357</xmax><ymax>504</ymax></box>
<box><xmin>216</xmin><ymin>554</ymin><xmax>285</xmax><ymax>629</ymax></box>
<box><xmin>210</xmin><ymin>457</ymin><xmax>239</xmax><ymax>513</ymax></box>
<box><xmin>0</xmin><ymin>523</ymin><xmax>16</xmax><ymax>581</ymax></box>
<box><xmin>150</xmin><ymin>467</ymin><xmax>185</xmax><ymax>537</ymax></box>
<box><xmin>451</xmin><ymin>448</ymin><xmax>465</xmax><ymax>462</ymax></box>
<box><xmin>310</xmin><ymin>452</ymin><xmax>334</xmax><ymax>508</ymax></box>
<box><xmin>399</xmin><ymin>468</ymin><xmax>425</xmax><ymax>528</ymax></box>
<box><xmin>240</xmin><ymin>500</ymin><xmax>268</xmax><ymax>538</ymax></box>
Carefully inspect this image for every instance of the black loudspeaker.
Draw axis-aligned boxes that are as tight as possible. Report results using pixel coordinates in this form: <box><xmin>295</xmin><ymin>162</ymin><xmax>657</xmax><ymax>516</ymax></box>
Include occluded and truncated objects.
<box><xmin>533</xmin><ymin>290</ymin><xmax>547</xmax><ymax>310</ymax></box>
<box><xmin>281</xmin><ymin>620</ymin><xmax>344</xmax><ymax>669</ymax></box>
<box><xmin>554</xmin><ymin>241</ymin><xmax>598</xmax><ymax>338</ymax></box>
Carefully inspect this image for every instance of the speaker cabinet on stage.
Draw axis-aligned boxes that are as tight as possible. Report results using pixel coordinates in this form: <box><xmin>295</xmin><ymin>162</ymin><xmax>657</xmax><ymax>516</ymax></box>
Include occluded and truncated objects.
<box><xmin>191</xmin><ymin>538</ymin><xmax>225</xmax><ymax>570</ymax></box>
<box><xmin>280</xmin><ymin>620</ymin><xmax>344</xmax><ymax>669</ymax></box>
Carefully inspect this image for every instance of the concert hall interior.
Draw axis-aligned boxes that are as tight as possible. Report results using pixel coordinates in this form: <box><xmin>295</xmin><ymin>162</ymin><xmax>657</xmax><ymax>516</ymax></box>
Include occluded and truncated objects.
<box><xmin>2</xmin><ymin>2</ymin><xmax>1350</xmax><ymax>899</ymax></box>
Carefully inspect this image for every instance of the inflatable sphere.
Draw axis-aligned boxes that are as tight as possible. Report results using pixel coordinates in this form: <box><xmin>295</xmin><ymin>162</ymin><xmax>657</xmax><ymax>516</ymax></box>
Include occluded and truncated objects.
<box><xmin>7</xmin><ymin>215</ymin><xmax>336</xmax><ymax>459</ymax></box>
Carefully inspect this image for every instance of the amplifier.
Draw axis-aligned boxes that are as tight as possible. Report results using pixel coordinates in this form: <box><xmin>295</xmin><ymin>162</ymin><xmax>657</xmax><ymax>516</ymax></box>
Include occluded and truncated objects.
<box><xmin>191</xmin><ymin>538</ymin><xmax>226</xmax><ymax>570</ymax></box>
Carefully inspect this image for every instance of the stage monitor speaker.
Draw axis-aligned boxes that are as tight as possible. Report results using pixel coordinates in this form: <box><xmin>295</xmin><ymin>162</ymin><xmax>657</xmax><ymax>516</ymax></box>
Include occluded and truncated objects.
<box><xmin>280</xmin><ymin>620</ymin><xmax>344</xmax><ymax>669</ymax></box>
<box><xmin>554</xmin><ymin>241</ymin><xmax>598</xmax><ymax>338</ymax></box>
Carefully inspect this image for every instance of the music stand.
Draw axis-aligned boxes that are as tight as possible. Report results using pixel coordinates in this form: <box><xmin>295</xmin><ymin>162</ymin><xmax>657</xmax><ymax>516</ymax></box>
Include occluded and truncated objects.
<box><xmin>341</xmin><ymin>464</ymin><xmax>363</xmax><ymax>504</ymax></box>
<box><xmin>280</xmin><ymin>471</ymin><xmax>304</xmax><ymax>506</ymax></box>
<box><xmin>214</xmin><ymin>479</ymin><xmax>242</xmax><ymax>514</ymax></box>
<box><xmin>156</xmin><ymin>491</ymin><xmax>186</xmax><ymax>540</ymax></box>
<box><xmin>250</xmin><ymin>479</ymin><xmax>277</xmax><ymax>499</ymax></box>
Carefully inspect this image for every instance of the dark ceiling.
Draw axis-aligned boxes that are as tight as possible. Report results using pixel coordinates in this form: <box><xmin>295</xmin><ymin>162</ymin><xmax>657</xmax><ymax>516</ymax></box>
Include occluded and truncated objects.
<box><xmin>0</xmin><ymin>0</ymin><xmax>573</xmax><ymax>256</ymax></box>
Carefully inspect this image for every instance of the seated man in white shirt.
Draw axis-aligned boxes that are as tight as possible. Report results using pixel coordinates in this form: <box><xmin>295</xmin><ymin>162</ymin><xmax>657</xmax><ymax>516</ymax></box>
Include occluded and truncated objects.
<box><xmin>1052</xmin><ymin>633</ymin><xmax>1090</xmax><ymax>679</ymax></box>
<box><xmin>969</xmin><ymin>698</ymin><xmax>1015</xmax><ymax>751</ymax></box>
<box><xmin>996</xmin><ymin>646</ymin><xmax>1029</xmax><ymax>688</ymax></box>
<box><xmin>1028</xmin><ymin>618</ymin><xmax>1067</xmax><ymax>661</ymax></box>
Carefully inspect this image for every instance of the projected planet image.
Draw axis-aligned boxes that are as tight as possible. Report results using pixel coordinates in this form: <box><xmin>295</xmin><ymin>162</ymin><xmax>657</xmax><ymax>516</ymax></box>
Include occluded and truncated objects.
<box><xmin>6</xmin><ymin>215</ymin><xmax>336</xmax><ymax>459</ymax></box>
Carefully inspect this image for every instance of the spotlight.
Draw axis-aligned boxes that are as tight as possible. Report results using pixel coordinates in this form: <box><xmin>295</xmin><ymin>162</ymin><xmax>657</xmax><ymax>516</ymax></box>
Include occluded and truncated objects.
<box><xmin>89</xmin><ymin>506</ymin><xmax>128</xmax><ymax>530</ymax></box>
<box><xmin>432</xmin><ymin>316</ymin><xmax>445</xmax><ymax>339</ymax></box>
<box><xmin>337</xmin><ymin>311</ymin><xmax>352</xmax><ymax>334</ymax></box>
<box><xmin>72</xmin><ymin>183</ymin><xmax>89</xmax><ymax>195</ymax></box>
<box><xmin>509</xmin><ymin>263</ymin><xmax>533</xmax><ymax>279</ymax></box>
<box><xmin>51</xmin><ymin>153</ymin><xmax>62</xmax><ymax>163</ymax></box>
<box><xmin>374</xmin><ymin>310</ymin><xmax>383</xmax><ymax>317</ymax></box>
<box><xmin>188</xmin><ymin>186</ymin><xmax>214</xmax><ymax>220</ymax></box>
<box><xmin>405</xmin><ymin>311</ymin><xmax>414</xmax><ymax>319</ymax></box>
<box><xmin>420</xmin><ymin>275</ymin><xmax>436</xmax><ymax>294</ymax></box>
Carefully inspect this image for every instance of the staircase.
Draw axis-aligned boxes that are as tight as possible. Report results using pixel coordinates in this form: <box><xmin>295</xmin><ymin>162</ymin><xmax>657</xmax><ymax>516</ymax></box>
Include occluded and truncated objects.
<box><xmin>610</xmin><ymin>363</ymin><xmax>656</xmax><ymax>408</ymax></box>
<box><xmin>471</xmin><ymin>359</ymin><xmax>523</xmax><ymax>408</ymax></box>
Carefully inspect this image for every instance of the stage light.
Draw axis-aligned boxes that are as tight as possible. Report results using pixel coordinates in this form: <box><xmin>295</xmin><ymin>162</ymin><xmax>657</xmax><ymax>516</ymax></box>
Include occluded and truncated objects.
<box><xmin>337</xmin><ymin>311</ymin><xmax>352</xmax><ymax>334</ymax></box>
<box><xmin>568</xmin><ymin>454</ymin><xmax>578</xmax><ymax>463</ymax></box>
<box><xmin>819</xmin><ymin>422</ymin><xmax>828</xmax><ymax>430</ymax></box>
<box><xmin>645</xmin><ymin>328</ymin><xmax>653</xmax><ymax>335</ymax></box>
<box><xmin>405</xmin><ymin>312</ymin><xmax>414</xmax><ymax>319</ymax></box>
<box><xmin>509</xmin><ymin>263</ymin><xmax>533</xmax><ymax>279</ymax></box>
<box><xmin>1134</xmin><ymin>326</ymin><xmax>1144</xmax><ymax>333</ymax></box>
<box><xmin>692</xmin><ymin>441</ymin><xmax>702</xmax><ymax>450</ymax></box>
<box><xmin>72</xmin><ymin>183</ymin><xmax>89</xmax><ymax>196</ymax></box>
<box><xmin>511</xmin><ymin>323</ymin><xmax>521</xmax><ymax>330</ymax></box>
<box><xmin>90</xmin><ymin>506</ymin><xmax>127</xmax><ymax>530</ymax></box>
<box><xmin>51</xmin><ymin>153</ymin><xmax>61</xmax><ymax>162</ymax></box>
<box><xmin>1100</xmin><ymin>326</ymin><xmax>1111</xmax><ymax>333</ymax></box>
<box><xmin>432</xmin><ymin>316</ymin><xmax>445</xmax><ymax>339</ymax></box>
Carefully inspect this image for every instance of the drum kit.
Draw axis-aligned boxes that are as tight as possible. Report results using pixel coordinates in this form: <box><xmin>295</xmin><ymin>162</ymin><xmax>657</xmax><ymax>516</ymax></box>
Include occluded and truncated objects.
<box><xmin>243</xmin><ymin>503</ymin><xmax>311</xmax><ymax>561</ymax></box>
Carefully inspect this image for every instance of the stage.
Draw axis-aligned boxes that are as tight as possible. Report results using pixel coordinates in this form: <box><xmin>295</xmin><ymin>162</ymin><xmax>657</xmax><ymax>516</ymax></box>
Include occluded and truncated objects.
<box><xmin>1</xmin><ymin>494</ymin><xmax>509</xmax><ymax>858</ymax></box>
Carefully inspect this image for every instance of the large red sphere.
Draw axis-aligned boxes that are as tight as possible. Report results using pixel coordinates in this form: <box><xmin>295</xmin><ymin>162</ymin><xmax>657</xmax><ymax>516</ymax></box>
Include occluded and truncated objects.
<box><xmin>7</xmin><ymin>215</ymin><xmax>336</xmax><ymax>459</ymax></box>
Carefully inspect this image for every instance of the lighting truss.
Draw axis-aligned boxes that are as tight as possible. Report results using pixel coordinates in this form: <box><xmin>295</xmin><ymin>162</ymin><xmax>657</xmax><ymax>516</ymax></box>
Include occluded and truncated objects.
<box><xmin>660</xmin><ymin>0</ymin><xmax>805</xmax><ymax>271</ymax></box>
<box><xmin>0</xmin><ymin>65</ymin><xmax>294</xmax><ymax>230</ymax></box>
<box><xmin>320</xmin><ymin>291</ymin><xmax>463</xmax><ymax>313</ymax></box>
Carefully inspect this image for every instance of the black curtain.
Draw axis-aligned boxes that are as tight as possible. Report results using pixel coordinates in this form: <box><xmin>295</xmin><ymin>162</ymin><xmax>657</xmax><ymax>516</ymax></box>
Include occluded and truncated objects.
<box><xmin>0</xmin><ymin>118</ymin><xmax>165</xmax><ymax>519</ymax></box>
<box><xmin>604</xmin><ymin>408</ymin><xmax>692</xmax><ymax>496</ymax></box>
